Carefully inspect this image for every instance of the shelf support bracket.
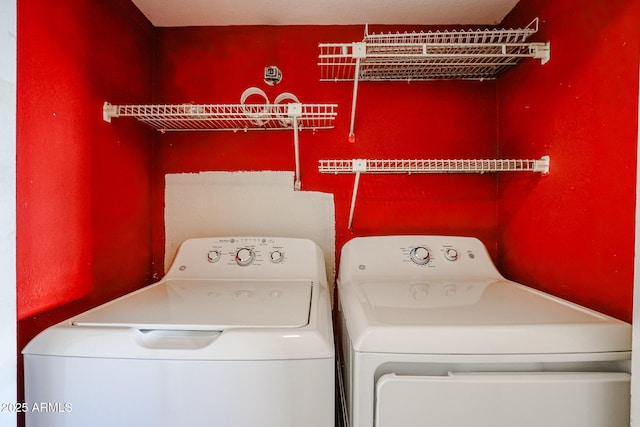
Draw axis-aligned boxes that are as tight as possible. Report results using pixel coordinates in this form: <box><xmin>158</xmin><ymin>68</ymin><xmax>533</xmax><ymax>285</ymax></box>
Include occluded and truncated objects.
<box><xmin>103</xmin><ymin>102</ymin><xmax>118</xmax><ymax>123</ymax></box>
<box><xmin>288</xmin><ymin>103</ymin><xmax>303</xmax><ymax>190</ymax></box>
<box><xmin>531</xmin><ymin>42</ymin><xmax>551</xmax><ymax>65</ymax></box>
<box><xmin>349</xmin><ymin>43</ymin><xmax>366</xmax><ymax>142</ymax></box>
<box><xmin>535</xmin><ymin>155</ymin><xmax>550</xmax><ymax>174</ymax></box>
<box><xmin>348</xmin><ymin>159</ymin><xmax>367</xmax><ymax>228</ymax></box>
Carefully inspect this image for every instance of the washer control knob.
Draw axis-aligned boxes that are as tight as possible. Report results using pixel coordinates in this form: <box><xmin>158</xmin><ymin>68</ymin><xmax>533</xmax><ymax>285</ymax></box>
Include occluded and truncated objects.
<box><xmin>444</xmin><ymin>248</ymin><xmax>458</xmax><ymax>261</ymax></box>
<box><xmin>207</xmin><ymin>250</ymin><xmax>221</xmax><ymax>263</ymax></box>
<box><xmin>235</xmin><ymin>247</ymin><xmax>255</xmax><ymax>266</ymax></box>
<box><xmin>409</xmin><ymin>246</ymin><xmax>431</xmax><ymax>265</ymax></box>
<box><xmin>270</xmin><ymin>250</ymin><xmax>284</xmax><ymax>263</ymax></box>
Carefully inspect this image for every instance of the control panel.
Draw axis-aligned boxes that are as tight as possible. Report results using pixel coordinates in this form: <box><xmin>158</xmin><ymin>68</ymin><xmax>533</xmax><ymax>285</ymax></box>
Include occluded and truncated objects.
<box><xmin>403</xmin><ymin>244</ymin><xmax>466</xmax><ymax>267</ymax></box>
<box><xmin>206</xmin><ymin>238</ymin><xmax>290</xmax><ymax>267</ymax></box>
<box><xmin>339</xmin><ymin>235</ymin><xmax>503</xmax><ymax>283</ymax></box>
<box><xmin>164</xmin><ymin>237</ymin><xmax>326</xmax><ymax>282</ymax></box>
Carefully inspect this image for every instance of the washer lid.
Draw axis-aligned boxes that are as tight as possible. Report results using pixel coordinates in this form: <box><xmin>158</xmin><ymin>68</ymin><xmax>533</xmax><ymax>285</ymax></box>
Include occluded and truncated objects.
<box><xmin>73</xmin><ymin>279</ymin><xmax>312</xmax><ymax>330</ymax></box>
<box><xmin>341</xmin><ymin>279</ymin><xmax>631</xmax><ymax>354</ymax></box>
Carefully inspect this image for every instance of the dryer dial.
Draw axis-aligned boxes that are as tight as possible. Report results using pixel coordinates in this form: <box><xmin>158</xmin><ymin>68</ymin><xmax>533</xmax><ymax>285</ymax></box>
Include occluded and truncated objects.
<box><xmin>444</xmin><ymin>248</ymin><xmax>458</xmax><ymax>261</ymax></box>
<box><xmin>270</xmin><ymin>250</ymin><xmax>285</xmax><ymax>263</ymax></box>
<box><xmin>409</xmin><ymin>246</ymin><xmax>431</xmax><ymax>265</ymax></box>
<box><xmin>235</xmin><ymin>247</ymin><xmax>256</xmax><ymax>266</ymax></box>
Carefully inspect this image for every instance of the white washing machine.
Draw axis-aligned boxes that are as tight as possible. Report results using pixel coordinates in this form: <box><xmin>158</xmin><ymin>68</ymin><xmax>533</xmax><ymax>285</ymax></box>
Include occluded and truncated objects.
<box><xmin>23</xmin><ymin>237</ymin><xmax>334</xmax><ymax>427</ymax></box>
<box><xmin>337</xmin><ymin>235</ymin><xmax>631</xmax><ymax>427</ymax></box>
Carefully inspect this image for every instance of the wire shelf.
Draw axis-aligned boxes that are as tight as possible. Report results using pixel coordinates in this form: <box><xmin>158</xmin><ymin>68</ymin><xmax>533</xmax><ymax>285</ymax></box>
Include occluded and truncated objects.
<box><xmin>104</xmin><ymin>102</ymin><xmax>338</xmax><ymax>191</ymax></box>
<box><xmin>319</xmin><ymin>157</ymin><xmax>550</xmax><ymax>174</ymax></box>
<box><xmin>319</xmin><ymin>156</ymin><xmax>550</xmax><ymax>228</ymax></box>
<box><xmin>363</xmin><ymin>20</ymin><xmax>538</xmax><ymax>45</ymax></box>
<box><xmin>103</xmin><ymin>103</ymin><xmax>338</xmax><ymax>132</ymax></box>
<box><xmin>318</xmin><ymin>18</ymin><xmax>549</xmax><ymax>82</ymax></box>
<box><xmin>318</xmin><ymin>19</ymin><xmax>549</xmax><ymax>139</ymax></box>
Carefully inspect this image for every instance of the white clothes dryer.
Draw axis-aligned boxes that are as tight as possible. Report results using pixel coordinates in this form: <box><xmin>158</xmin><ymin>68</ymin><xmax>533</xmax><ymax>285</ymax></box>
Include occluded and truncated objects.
<box><xmin>337</xmin><ymin>235</ymin><xmax>631</xmax><ymax>427</ymax></box>
<box><xmin>23</xmin><ymin>237</ymin><xmax>334</xmax><ymax>427</ymax></box>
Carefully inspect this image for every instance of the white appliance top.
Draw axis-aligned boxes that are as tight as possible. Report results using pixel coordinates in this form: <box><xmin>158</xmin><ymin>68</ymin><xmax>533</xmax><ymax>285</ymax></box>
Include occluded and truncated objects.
<box><xmin>73</xmin><ymin>279</ymin><xmax>313</xmax><ymax>330</ymax></box>
<box><xmin>359</xmin><ymin>279</ymin><xmax>607</xmax><ymax>325</ymax></box>
<box><xmin>338</xmin><ymin>235</ymin><xmax>631</xmax><ymax>355</ymax></box>
<box><xmin>24</xmin><ymin>237</ymin><xmax>334</xmax><ymax>361</ymax></box>
<box><xmin>69</xmin><ymin>237</ymin><xmax>327</xmax><ymax>330</ymax></box>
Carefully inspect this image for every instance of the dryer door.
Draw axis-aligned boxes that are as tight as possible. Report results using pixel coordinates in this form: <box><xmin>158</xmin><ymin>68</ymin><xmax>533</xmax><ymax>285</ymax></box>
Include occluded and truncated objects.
<box><xmin>375</xmin><ymin>372</ymin><xmax>630</xmax><ymax>427</ymax></box>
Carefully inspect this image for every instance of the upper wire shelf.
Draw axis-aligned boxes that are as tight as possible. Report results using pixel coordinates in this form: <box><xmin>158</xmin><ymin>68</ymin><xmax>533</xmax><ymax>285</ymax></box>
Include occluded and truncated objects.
<box><xmin>319</xmin><ymin>18</ymin><xmax>550</xmax><ymax>140</ymax></box>
<box><xmin>103</xmin><ymin>102</ymin><xmax>338</xmax><ymax>132</ymax></box>
<box><xmin>318</xmin><ymin>18</ymin><xmax>550</xmax><ymax>82</ymax></box>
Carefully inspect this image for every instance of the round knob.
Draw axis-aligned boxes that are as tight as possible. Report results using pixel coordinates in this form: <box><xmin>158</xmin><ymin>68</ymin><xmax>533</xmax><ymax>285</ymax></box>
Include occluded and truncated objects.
<box><xmin>409</xmin><ymin>246</ymin><xmax>431</xmax><ymax>265</ymax></box>
<box><xmin>207</xmin><ymin>250</ymin><xmax>221</xmax><ymax>263</ymax></box>
<box><xmin>444</xmin><ymin>248</ymin><xmax>458</xmax><ymax>261</ymax></box>
<box><xmin>235</xmin><ymin>248</ymin><xmax>255</xmax><ymax>266</ymax></box>
<box><xmin>270</xmin><ymin>250</ymin><xmax>284</xmax><ymax>263</ymax></box>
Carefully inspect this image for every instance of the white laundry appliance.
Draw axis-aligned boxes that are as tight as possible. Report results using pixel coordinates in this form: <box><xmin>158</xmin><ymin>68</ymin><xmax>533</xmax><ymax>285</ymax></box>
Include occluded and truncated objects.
<box><xmin>337</xmin><ymin>235</ymin><xmax>631</xmax><ymax>427</ymax></box>
<box><xmin>23</xmin><ymin>237</ymin><xmax>334</xmax><ymax>427</ymax></box>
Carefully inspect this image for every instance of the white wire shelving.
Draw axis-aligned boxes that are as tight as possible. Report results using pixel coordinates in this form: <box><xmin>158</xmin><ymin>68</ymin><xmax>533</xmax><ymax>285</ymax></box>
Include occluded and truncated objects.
<box><xmin>103</xmin><ymin>102</ymin><xmax>338</xmax><ymax>190</ymax></box>
<box><xmin>319</xmin><ymin>156</ymin><xmax>550</xmax><ymax>228</ymax></box>
<box><xmin>318</xmin><ymin>18</ymin><xmax>550</xmax><ymax>140</ymax></box>
<box><xmin>103</xmin><ymin>102</ymin><xmax>338</xmax><ymax>132</ymax></box>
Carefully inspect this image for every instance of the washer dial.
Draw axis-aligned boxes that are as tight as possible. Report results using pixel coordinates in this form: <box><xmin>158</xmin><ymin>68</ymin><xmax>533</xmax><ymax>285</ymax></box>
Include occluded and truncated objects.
<box><xmin>235</xmin><ymin>247</ymin><xmax>256</xmax><ymax>266</ymax></box>
<box><xmin>207</xmin><ymin>250</ymin><xmax>221</xmax><ymax>263</ymax></box>
<box><xmin>409</xmin><ymin>246</ymin><xmax>431</xmax><ymax>265</ymax></box>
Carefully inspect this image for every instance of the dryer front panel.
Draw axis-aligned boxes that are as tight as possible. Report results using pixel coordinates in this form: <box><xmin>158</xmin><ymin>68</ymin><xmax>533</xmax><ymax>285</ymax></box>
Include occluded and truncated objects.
<box><xmin>375</xmin><ymin>371</ymin><xmax>630</xmax><ymax>427</ymax></box>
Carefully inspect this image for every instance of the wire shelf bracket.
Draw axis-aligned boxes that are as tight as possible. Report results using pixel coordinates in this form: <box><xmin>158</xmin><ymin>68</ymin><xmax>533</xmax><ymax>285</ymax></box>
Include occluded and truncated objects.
<box><xmin>319</xmin><ymin>18</ymin><xmax>550</xmax><ymax>140</ymax></box>
<box><xmin>103</xmin><ymin>102</ymin><xmax>338</xmax><ymax>190</ymax></box>
<box><xmin>319</xmin><ymin>156</ymin><xmax>550</xmax><ymax>228</ymax></box>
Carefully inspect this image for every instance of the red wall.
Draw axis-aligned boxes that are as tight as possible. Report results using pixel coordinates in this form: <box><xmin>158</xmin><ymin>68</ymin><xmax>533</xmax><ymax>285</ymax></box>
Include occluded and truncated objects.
<box><xmin>14</xmin><ymin>0</ymin><xmax>638</xmax><ymax>416</ymax></box>
<box><xmin>152</xmin><ymin>25</ymin><xmax>500</xmax><ymax>278</ymax></box>
<box><xmin>16</xmin><ymin>0</ymin><xmax>637</xmax><ymax>348</ymax></box>
<box><xmin>497</xmin><ymin>0</ymin><xmax>640</xmax><ymax>321</ymax></box>
<box><xmin>17</xmin><ymin>0</ymin><xmax>155</xmax><ymax>320</ymax></box>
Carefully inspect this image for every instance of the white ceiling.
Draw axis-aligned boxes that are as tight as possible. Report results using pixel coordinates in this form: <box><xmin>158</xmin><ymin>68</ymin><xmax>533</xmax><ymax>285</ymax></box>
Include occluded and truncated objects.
<box><xmin>130</xmin><ymin>0</ymin><xmax>521</xmax><ymax>27</ymax></box>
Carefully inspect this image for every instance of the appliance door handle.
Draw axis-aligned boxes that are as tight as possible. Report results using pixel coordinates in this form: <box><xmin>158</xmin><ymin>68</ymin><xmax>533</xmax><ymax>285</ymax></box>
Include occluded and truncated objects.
<box><xmin>134</xmin><ymin>329</ymin><xmax>222</xmax><ymax>350</ymax></box>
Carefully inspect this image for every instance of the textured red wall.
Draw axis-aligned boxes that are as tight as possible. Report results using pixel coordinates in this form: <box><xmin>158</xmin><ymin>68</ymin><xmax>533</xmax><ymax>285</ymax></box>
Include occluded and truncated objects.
<box><xmin>17</xmin><ymin>0</ymin><xmax>636</xmax><ymax>328</ymax></box>
<box><xmin>17</xmin><ymin>0</ymin><xmax>155</xmax><ymax>320</ymax></box>
<box><xmin>497</xmin><ymin>0</ymin><xmax>639</xmax><ymax>321</ymax></box>
<box><xmin>152</xmin><ymin>25</ymin><xmax>500</xmax><ymax>278</ymax></box>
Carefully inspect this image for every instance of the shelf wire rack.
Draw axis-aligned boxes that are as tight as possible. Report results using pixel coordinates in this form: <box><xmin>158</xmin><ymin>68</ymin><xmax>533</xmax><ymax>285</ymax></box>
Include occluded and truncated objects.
<box><xmin>104</xmin><ymin>102</ymin><xmax>338</xmax><ymax>190</ymax></box>
<box><xmin>103</xmin><ymin>103</ymin><xmax>337</xmax><ymax>132</ymax></box>
<box><xmin>319</xmin><ymin>156</ymin><xmax>550</xmax><ymax>228</ymax></box>
<box><xmin>318</xmin><ymin>18</ymin><xmax>550</xmax><ymax>139</ymax></box>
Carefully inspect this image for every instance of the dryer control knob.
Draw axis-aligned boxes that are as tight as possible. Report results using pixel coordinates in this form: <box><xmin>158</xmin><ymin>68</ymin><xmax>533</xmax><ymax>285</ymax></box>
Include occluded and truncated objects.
<box><xmin>444</xmin><ymin>248</ymin><xmax>458</xmax><ymax>261</ymax></box>
<box><xmin>235</xmin><ymin>248</ymin><xmax>255</xmax><ymax>266</ymax></box>
<box><xmin>409</xmin><ymin>246</ymin><xmax>431</xmax><ymax>265</ymax></box>
<box><xmin>270</xmin><ymin>250</ymin><xmax>284</xmax><ymax>263</ymax></box>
